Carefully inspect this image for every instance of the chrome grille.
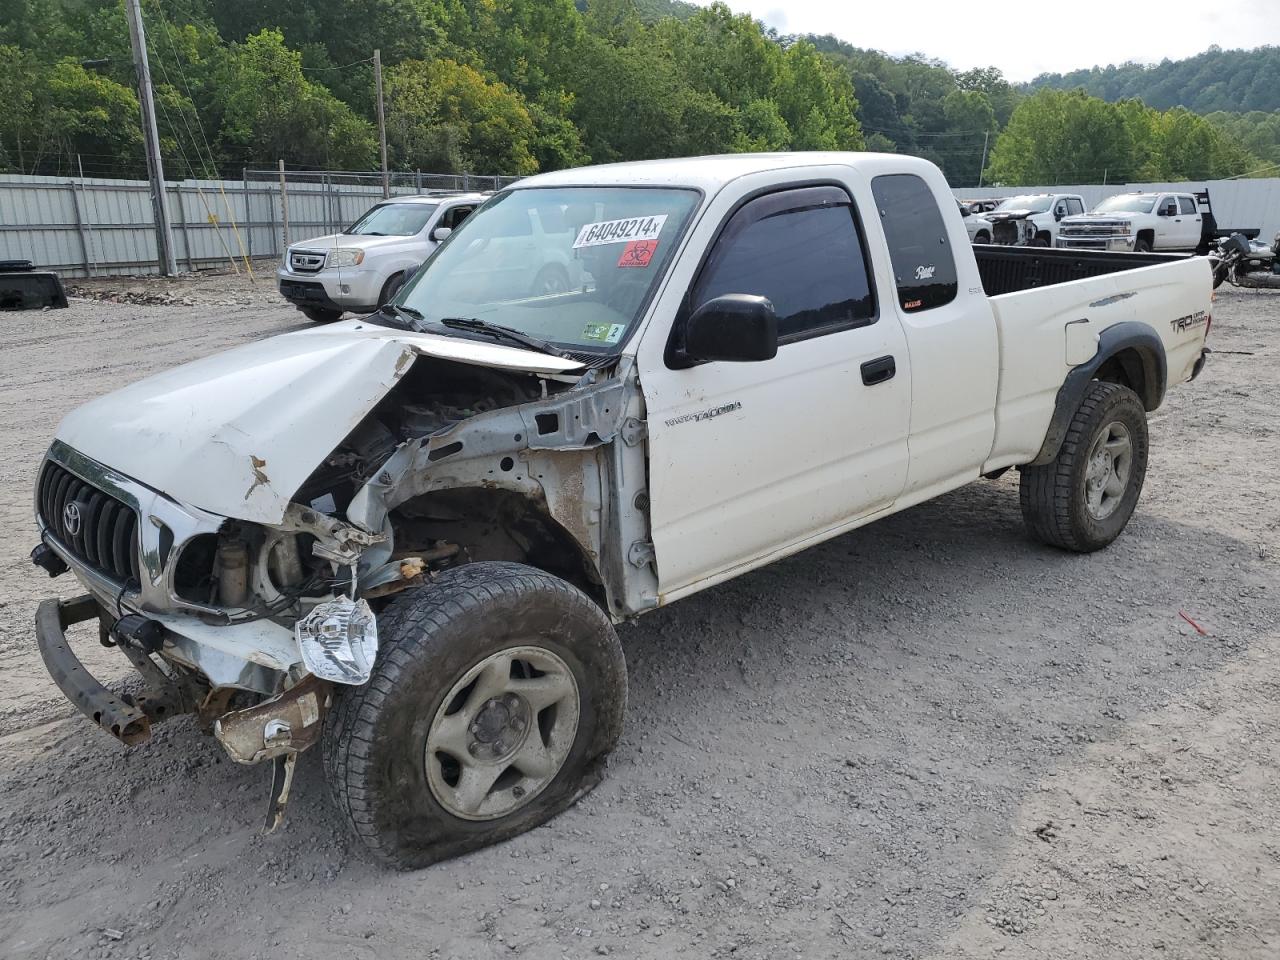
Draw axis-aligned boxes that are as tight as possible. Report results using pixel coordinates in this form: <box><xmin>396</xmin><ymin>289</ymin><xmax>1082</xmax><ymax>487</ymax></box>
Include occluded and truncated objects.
<box><xmin>289</xmin><ymin>249</ymin><xmax>327</xmax><ymax>273</ymax></box>
<box><xmin>38</xmin><ymin>460</ymin><xmax>140</xmax><ymax>584</ymax></box>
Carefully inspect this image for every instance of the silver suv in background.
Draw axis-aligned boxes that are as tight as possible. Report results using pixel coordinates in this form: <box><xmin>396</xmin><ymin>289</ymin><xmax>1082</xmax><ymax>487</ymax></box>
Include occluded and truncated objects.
<box><xmin>277</xmin><ymin>192</ymin><xmax>487</xmax><ymax>323</ymax></box>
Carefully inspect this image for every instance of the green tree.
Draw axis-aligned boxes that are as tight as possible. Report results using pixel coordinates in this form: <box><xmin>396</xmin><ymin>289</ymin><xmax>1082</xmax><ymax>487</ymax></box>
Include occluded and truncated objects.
<box><xmin>218</xmin><ymin>30</ymin><xmax>376</xmax><ymax>169</ymax></box>
<box><xmin>986</xmin><ymin>89</ymin><xmax>1135</xmax><ymax>185</ymax></box>
<box><xmin>385</xmin><ymin>58</ymin><xmax>539</xmax><ymax>174</ymax></box>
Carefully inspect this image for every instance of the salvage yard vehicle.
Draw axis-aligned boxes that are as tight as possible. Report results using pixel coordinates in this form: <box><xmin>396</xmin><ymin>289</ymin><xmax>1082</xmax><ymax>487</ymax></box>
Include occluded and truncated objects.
<box><xmin>1057</xmin><ymin>190</ymin><xmax>1205</xmax><ymax>253</ymax></box>
<box><xmin>277</xmin><ymin>192</ymin><xmax>487</xmax><ymax>322</ymax></box>
<box><xmin>31</xmin><ymin>152</ymin><xmax>1212</xmax><ymax>869</ymax></box>
<box><xmin>985</xmin><ymin>193</ymin><xmax>1085</xmax><ymax>246</ymax></box>
<box><xmin>956</xmin><ymin>200</ymin><xmax>992</xmax><ymax>244</ymax></box>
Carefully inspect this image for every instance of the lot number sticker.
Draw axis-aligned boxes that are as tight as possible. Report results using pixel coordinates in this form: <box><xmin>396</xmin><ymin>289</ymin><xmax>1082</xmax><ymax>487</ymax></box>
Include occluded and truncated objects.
<box><xmin>573</xmin><ymin>215</ymin><xmax>667</xmax><ymax>249</ymax></box>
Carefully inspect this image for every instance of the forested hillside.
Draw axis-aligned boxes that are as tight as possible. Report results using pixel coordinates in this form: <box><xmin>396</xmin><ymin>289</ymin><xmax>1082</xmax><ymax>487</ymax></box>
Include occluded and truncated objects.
<box><xmin>1029</xmin><ymin>45</ymin><xmax>1280</xmax><ymax>113</ymax></box>
<box><xmin>0</xmin><ymin>0</ymin><xmax>1267</xmax><ymax>187</ymax></box>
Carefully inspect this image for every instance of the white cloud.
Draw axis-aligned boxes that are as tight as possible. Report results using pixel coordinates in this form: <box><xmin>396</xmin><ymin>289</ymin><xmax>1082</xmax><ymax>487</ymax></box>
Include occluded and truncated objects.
<box><xmin>706</xmin><ymin>0</ymin><xmax>1280</xmax><ymax>82</ymax></box>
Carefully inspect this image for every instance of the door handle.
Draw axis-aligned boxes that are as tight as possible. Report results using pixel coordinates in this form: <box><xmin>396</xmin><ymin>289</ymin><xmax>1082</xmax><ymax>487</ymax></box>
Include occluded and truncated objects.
<box><xmin>861</xmin><ymin>355</ymin><xmax>896</xmax><ymax>386</ymax></box>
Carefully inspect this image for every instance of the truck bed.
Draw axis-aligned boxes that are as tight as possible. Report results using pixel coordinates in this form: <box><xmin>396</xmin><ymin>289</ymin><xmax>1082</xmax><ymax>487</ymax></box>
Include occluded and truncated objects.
<box><xmin>974</xmin><ymin>245</ymin><xmax>1187</xmax><ymax>296</ymax></box>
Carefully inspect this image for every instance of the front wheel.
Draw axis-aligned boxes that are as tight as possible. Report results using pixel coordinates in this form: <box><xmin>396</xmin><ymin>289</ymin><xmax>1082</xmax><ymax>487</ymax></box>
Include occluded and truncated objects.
<box><xmin>300</xmin><ymin>306</ymin><xmax>342</xmax><ymax>324</ymax></box>
<box><xmin>1134</xmin><ymin>237</ymin><xmax>1152</xmax><ymax>253</ymax></box>
<box><xmin>974</xmin><ymin>230</ymin><xmax>991</xmax><ymax>245</ymax></box>
<box><xmin>323</xmin><ymin>562</ymin><xmax>627</xmax><ymax>869</ymax></box>
<box><xmin>1019</xmin><ymin>381</ymin><xmax>1149</xmax><ymax>552</ymax></box>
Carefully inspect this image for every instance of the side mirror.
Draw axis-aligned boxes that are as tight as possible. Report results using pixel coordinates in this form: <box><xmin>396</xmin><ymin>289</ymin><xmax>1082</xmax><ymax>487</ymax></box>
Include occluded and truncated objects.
<box><xmin>430</xmin><ymin>226</ymin><xmax>453</xmax><ymax>242</ymax></box>
<box><xmin>1054</xmin><ymin>208</ymin><xmax>1065</xmax><ymax>221</ymax></box>
<box><xmin>683</xmin><ymin>294</ymin><xmax>778</xmax><ymax>364</ymax></box>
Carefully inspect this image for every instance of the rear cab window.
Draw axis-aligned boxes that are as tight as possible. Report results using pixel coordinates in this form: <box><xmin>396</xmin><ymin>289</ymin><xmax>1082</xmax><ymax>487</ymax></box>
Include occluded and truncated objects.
<box><xmin>870</xmin><ymin>174</ymin><xmax>958</xmax><ymax>313</ymax></box>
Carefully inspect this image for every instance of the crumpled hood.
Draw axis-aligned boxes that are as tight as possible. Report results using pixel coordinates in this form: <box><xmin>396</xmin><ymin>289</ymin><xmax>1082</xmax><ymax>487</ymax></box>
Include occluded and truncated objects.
<box><xmin>55</xmin><ymin>321</ymin><xmax>584</xmax><ymax>525</ymax></box>
<box><xmin>986</xmin><ymin>210</ymin><xmax>1034</xmax><ymax>221</ymax></box>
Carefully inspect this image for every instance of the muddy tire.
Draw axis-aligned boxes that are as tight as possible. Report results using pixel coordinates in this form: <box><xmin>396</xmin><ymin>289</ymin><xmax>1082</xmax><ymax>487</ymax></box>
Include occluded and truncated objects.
<box><xmin>323</xmin><ymin>562</ymin><xmax>627</xmax><ymax>869</ymax></box>
<box><xmin>1019</xmin><ymin>381</ymin><xmax>1149</xmax><ymax>553</ymax></box>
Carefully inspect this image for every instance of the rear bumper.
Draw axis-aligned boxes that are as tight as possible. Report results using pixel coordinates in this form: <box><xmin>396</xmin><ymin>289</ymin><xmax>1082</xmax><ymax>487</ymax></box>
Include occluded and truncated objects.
<box><xmin>1190</xmin><ymin>347</ymin><xmax>1210</xmax><ymax>381</ymax></box>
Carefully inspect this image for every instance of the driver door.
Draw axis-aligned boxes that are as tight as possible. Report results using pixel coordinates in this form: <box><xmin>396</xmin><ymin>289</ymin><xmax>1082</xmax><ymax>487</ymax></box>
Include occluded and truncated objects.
<box><xmin>639</xmin><ymin>179</ymin><xmax>911</xmax><ymax>597</ymax></box>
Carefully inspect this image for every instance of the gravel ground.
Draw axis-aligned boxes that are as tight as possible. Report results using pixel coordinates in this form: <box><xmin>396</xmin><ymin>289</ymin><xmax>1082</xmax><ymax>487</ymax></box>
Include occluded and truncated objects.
<box><xmin>1</xmin><ymin>270</ymin><xmax>1277</xmax><ymax>960</ymax></box>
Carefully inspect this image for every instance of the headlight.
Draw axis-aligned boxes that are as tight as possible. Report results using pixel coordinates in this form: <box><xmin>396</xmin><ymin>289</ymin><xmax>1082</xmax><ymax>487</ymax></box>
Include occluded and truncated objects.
<box><xmin>1116</xmin><ymin>221</ymin><xmax>1133</xmax><ymax>234</ymax></box>
<box><xmin>329</xmin><ymin>248</ymin><xmax>365</xmax><ymax>268</ymax></box>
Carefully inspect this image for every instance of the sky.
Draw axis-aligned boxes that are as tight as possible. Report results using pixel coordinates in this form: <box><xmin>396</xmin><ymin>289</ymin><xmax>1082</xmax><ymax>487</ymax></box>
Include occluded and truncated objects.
<box><xmin>715</xmin><ymin>0</ymin><xmax>1280</xmax><ymax>82</ymax></box>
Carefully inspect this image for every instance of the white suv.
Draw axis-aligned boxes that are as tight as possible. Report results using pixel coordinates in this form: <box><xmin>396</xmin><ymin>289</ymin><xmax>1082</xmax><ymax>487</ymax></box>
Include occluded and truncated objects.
<box><xmin>277</xmin><ymin>193</ymin><xmax>487</xmax><ymax>322</ymax></box>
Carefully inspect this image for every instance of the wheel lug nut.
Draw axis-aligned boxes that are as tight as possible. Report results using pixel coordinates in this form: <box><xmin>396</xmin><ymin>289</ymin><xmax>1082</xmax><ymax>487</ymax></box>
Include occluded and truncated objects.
<box><xmin>512</xmin><ymin>785</ymin><xmax>525</xmax><ymax>798</ymax></box>
<box><xmin>468</xmin><ymin>742</ymin><xmax>479</xmax><ymax>756</ymax></box>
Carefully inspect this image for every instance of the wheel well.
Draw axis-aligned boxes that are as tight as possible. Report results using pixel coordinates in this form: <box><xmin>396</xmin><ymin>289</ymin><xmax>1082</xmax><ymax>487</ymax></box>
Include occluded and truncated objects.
<box><xmin>1136</xmin><ymin>228</ymin><xmax>1155</xmax><ymax>247</ymax></box>
<box><xmin>389</xmin><ymin>488</ymin><xmax>607</xmax><ymax>608</ymax></box>
<box><xmin>1037</xmin><ymin>230</ymin><xmax>1052</xmax><ymax>244</ymax></box>
<box><xmin>1094</xmin><ymin>347</ymin><xmax>1160</xmax><ymax>410</ymax></box>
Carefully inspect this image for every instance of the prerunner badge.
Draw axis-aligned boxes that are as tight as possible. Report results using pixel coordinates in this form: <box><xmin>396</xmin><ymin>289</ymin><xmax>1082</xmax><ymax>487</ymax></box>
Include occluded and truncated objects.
<box><xmin>573</xmin><ymin>214</ymin><xmax>667</xmax><ymax>248</ymax></box>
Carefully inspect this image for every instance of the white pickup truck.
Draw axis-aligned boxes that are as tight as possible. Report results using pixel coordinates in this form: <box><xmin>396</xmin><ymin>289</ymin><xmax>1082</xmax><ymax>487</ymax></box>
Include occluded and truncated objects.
<box><xmin>1057</xmin><ymin>191</ymin><xmax>1207</xmax><ymax>253</ymax></box>
<box><xmin>31</xmin><ymin>153</ymin><xmax>1211</xmax><ymax>869</ymax></box>
<box><xmin>276</xmin><ymin>192</ymin><xmax>487</xmax><ymax>322</ymax></box>
<box><xmin>984</xmin><ymin>193</ymin><xmax>1086</xmax><ymax>247</ymax></box>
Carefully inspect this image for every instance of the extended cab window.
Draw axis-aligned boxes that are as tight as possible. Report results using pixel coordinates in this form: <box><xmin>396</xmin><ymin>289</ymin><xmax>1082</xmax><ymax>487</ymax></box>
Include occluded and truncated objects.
<box><xmin>1178</xmin><ymin>197</ymin><xmax>1196</xmax><ymax>215</ymax></box>
<box><xmin>692</xmin><ymin>186</ymin><xmax>875</xmax><ymax>341</ymax></box>
<box><xmin>871</xmin><ymin>174</ymin><xmax>958</xmax><ymax>313</ymax></box>
<box><xmin>1067</xmin><ymin>198</ymin><xmax>1084</xmax><ymax>215</ymax></box>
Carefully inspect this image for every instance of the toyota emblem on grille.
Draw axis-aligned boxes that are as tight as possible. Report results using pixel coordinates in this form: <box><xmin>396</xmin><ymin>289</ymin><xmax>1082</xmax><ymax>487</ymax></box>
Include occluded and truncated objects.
<box><xmin>63</xmin><ymin>501</ymin><xmax>82</xmax><ymax>537</ymax></box>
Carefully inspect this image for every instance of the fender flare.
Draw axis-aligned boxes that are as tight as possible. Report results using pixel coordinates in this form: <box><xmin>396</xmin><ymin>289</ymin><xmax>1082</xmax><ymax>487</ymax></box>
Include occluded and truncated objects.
<box><xmin>1030</xmin><ymin>321</ymin><xmax>1167</xmax><ymax>466</ymax></box>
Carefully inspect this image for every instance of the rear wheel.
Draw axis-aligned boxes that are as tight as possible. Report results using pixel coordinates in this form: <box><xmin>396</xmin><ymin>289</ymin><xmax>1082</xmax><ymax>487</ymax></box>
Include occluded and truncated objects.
<box><xmin>1019</xmin><ymin>381</ymin><xmax>1149</xmax><ymax>552</ymax></box>
<box><xmin>323</xmin><ymin>562</ymin><xmax>627</xmax><ymax>869</ymax></box>
<box><xmin>300</xmin><ymin>307</ymin><xmax>342</xmax><ymax>324</ymax></box>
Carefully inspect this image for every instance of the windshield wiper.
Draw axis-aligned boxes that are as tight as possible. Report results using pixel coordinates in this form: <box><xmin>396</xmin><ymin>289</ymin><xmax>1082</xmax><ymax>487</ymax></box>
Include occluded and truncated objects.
<box><xmin>438</xmin><ymin>317</ymin><xmax>575</xmax><ymax>360</ymax></box>
<box><xmin>374</xmin><ymin>302</ymin><xmax>426</xmax><ymax>329</ymax></box>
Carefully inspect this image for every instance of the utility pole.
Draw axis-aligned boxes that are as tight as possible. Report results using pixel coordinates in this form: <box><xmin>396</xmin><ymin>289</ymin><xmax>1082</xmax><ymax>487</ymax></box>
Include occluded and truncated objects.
<box><xmin>977</xmin><ymin>130</ymin><xmax>990</xmax><ymax>189</ymax></box>
<box><xmin>124</xmin><ymin>0</ymin><xmax>177</xmax><ymax>275</ymax></box>
<box><xmin>278</xmin><ymin>159</ymin><xmax>290</xmax><ymax>251</ymax></box>
<box><xmin>374</xmin><ymin>49</ymin><xmax>389</xmax><ymax>199</ymax></box>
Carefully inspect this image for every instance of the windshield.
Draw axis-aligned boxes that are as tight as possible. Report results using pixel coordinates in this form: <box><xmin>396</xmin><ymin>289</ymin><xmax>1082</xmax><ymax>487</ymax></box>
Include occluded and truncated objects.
<box><xmin>995</xmin><ymin>195</ymin><xmax>1053</xmax><ymax>213</ymax></box>
<box><xmin>345</xmin><ymin>202</ymin><xmax>439</xmax><ymax>236</ymax></box>
<box><xmin>1092</xmin><ymin>195</ymin><xmax>1157</xmax><ymax>214</ymax></box>
<box><xmin>392</xmin><ymin>186</ymin><xmax>700</xmax><ymax>352</ymax></box>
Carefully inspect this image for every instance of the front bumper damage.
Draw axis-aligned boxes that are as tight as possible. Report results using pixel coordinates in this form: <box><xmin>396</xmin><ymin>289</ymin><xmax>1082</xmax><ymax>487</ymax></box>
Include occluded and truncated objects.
<box><xmin>36</xmin><ymin>591</ymin><xmax>335</xmax><ymax>829</ymax></box>
<box><xmin>36</xmin><ymin>593</ymin><xmax>333</xmax><ymax>762</ymax></box>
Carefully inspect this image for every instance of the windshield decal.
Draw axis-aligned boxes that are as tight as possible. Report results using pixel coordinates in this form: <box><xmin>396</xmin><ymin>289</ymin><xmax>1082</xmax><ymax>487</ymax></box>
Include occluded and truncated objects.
<box><xmin>583</xmin><ymin>322</ymin><xmax>627</xmax><ymax>343</ymax></box>
<box><xmin>573</xmin><ymin>215</ymin><xmax>667</xmax><ymax>248</ymax></box>
<box><xmin>617</xmin><ymin>239</ymin><xmax>658</xmax><ymax>268</ymax></box>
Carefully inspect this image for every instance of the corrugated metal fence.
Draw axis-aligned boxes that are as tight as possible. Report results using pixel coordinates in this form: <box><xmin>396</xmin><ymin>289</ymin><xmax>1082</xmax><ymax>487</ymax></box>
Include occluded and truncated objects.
<box><xmin>956</xmin><ymin>178</ymin><xmax>1280</xmax><ymax>243</ymax></box>
<box><xmin>0</xmin><ymin>170</ymin><xmax>521</xmax><ymax>278</ymax></box>
<box><xmin>6</xmin><ymin>170</ymin><xmax>1278</xmax><ymax>279</ymax></box>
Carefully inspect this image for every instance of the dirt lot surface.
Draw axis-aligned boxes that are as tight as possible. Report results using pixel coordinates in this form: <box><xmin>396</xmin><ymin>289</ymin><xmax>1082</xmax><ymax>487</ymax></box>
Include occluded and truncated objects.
<box><xmin>1</xmin><ymin>269</ymin><xmax>1278</xmax><ymax>960</ymax></box>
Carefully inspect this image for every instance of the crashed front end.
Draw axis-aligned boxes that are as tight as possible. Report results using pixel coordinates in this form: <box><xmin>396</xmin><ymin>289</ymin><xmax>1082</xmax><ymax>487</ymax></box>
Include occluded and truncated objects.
<box><xmin>29</xmin><ymin>332</ymin><xmax>655</xmax><ymax>825</ymax></box>
<box><xmin>31</xmin><ymin>439</ymin><xmax>380</xmax><ymax>767</ymax></box>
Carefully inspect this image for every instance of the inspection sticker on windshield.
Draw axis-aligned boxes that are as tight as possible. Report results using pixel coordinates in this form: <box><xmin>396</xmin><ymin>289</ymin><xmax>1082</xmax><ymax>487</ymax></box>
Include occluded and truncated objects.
<box><xmin>583</xmin><ymin>322</ymin><xmax>626</xmax><ymax>343</ymax></box>
<box><xmin>573</xmin><ymin>215</ymin><xmax>667</xmax><ymax>249</ymax></box>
